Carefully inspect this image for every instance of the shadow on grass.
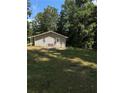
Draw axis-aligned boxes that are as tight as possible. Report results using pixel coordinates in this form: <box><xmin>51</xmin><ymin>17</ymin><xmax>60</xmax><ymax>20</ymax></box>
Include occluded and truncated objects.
<box><xmin>27</xmin><ymin>47</ymin><xmax>97</xmax><ymax>93</ymax></box>
<box><xmin>48</xmin><ymin>47</ymin><xmax>97</xmax><ymax>63</ymax></box>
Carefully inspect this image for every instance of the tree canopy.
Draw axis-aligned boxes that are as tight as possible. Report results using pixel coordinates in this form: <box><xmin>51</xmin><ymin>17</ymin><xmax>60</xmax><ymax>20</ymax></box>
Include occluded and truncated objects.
<box><xmin>27</xmin><ymin>0</ymin><xmax>32</xmax><ymax>18</ymax></box>
<box><xmin>27</xmin><ymin>0</ymin><xmax>97</xmax><ymax>49</ymax></box>
<box><xmin>27</xmin><ymin>0</ymin><xmax>32</xmax><ymax>40</ymax></box>
<box><xmin>57</xmin><ymin>0</ymin><xmax>97</xmax><ymax>48</ymax></box>
<box><xmin>32</xmin><ymin>6</ymin><xmax>59</xmax><ymax>34</ymax></box>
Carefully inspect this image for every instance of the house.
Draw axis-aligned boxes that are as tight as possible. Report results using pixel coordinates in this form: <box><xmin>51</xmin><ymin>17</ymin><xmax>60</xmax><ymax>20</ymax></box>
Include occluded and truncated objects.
<box><xmin>29</xmin><ymin>31</ymin><xmax>68</xmax><ymax>49</ymax></box>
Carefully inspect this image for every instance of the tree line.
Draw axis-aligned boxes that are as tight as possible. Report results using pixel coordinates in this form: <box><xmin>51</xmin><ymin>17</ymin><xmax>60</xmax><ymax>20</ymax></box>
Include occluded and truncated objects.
<box><xmin>27</xmin><ymin>0</ymin><xmax>97</xmax><ymax>49</ymax></box>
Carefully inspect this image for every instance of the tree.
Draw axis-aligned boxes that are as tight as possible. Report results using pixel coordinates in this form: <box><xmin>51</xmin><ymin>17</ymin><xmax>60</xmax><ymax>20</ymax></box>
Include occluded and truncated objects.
<box><xmin>33</xmin><ymin>6</ymin><xmax>59</xmax><ymax>34</ymax></box>
<box><xmin>57</xmin><ymin>0</ymin><xmax>97</xmax><ymax>49</ymax></box>
<box><xmin>27</xmin><ymin>0</ymin><xmax>32</xmax><ymax>18</ymax></box>
<box><xmin>27</xmin><ymin>0</ymin><xmax>33</xmax><ymax>44</ymax></box>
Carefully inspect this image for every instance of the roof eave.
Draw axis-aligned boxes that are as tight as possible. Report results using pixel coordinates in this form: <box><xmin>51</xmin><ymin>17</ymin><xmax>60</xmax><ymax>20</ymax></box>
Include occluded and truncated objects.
<box><xmin>28</xmin><ymin>31</ymin><xmax>68</xmax><ymax>39</ymax></box>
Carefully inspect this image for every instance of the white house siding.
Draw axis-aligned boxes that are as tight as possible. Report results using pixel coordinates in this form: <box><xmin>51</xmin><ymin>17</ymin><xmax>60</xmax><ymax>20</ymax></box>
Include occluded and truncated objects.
<box><xmin>34</xmin><ymin>32</ymin><xmax>66</xmax><ymax>49</ymax></box>
<box><xmin>34</xmin><ymin>38</ymin><xmax>45</xmax><ymax>47</ymax></box>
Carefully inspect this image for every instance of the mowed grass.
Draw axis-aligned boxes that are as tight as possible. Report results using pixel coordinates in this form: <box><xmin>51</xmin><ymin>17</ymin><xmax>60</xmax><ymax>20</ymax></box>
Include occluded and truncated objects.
<box><xmin>27</xmin><ymin>46</ymin><xmax>97</xmax><ymax>93</ymax></box>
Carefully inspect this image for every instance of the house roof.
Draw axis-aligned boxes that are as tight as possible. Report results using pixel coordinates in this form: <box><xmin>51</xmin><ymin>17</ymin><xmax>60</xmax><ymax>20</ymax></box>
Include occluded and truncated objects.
<box><xmin>29</xmin><ymin>31</ymin><xmax>68</xmax><ymax>38</ymax></box>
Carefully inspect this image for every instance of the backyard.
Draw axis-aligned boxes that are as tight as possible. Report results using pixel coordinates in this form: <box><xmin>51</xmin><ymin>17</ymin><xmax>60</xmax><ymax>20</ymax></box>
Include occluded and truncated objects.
<box><xmin>27</xmin><ymin>46</ymin><xmax>97</xmax><ymax>93</ymax></box>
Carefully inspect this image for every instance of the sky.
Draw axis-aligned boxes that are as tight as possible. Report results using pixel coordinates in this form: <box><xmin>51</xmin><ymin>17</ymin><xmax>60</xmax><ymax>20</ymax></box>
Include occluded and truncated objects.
<box><xmin>30</xmin><ymin>0</ymin><xmax>65</xmax><ymax>19</ymax></box>
<box><xmin>29</xmin><ymin>0</ymin><xmax>97</xmax><ymax>20</ymax></box>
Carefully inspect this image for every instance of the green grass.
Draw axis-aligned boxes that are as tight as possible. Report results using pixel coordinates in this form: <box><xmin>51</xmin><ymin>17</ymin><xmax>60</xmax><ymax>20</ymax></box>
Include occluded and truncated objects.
<box><xmin>27</xmin><ymin>47</ymin><xmax>97</xmax><ymax>93</ymax></box>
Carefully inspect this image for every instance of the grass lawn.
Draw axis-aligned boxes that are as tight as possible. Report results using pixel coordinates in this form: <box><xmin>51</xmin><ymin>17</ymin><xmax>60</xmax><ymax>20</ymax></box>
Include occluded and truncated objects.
<box><xmin>27</xmin><ymin>46</ymin><xmax>97</xmax><ymax>93</ymax></box>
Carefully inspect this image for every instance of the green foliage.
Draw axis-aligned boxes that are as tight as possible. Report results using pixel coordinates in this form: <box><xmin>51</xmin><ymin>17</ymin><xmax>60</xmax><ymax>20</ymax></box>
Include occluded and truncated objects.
<box><xmin>29</xmin><ymin>0</ymin><xmax>97</xmax><ymax>49</ymax></box>
<box><xmin>27</xmin><ymin>21</ymin><xmax>33</xmax><ymax>36</ymax></box>
<box><xmin>33</xmin><ymin>6</ymin><xmax>59</xmax><ymax>34</ymax></box>
<box><xmin>57</xmin><ymin>0</ymin><xmax>97</xmax><ymax>49</ymax></box>
<box><xmin>27</xmin><ymin>0</ymin><xmax>32</xmax><ymax>18</ymax></box>
<box><xmin>27</xmin><ymin>0</ymin><xmax>32</xmax><ymax>44</ymax></box>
